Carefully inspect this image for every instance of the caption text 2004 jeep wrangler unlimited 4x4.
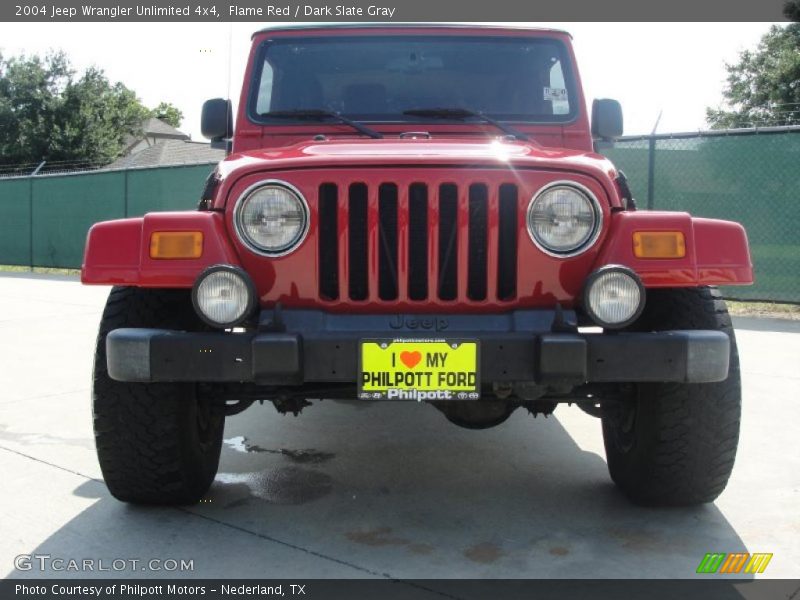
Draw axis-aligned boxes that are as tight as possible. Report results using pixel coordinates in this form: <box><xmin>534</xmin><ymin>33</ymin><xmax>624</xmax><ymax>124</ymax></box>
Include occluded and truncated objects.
<box><xmin>82</xmin><ymin>25</ymin><xmax>753</xmax><ymax>507</ymax></box>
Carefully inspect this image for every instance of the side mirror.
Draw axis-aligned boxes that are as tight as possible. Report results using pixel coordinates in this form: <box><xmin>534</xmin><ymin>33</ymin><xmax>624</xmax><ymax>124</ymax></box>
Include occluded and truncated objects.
<box><xmin>201</xmin><ymin>98</ymin><xmax>233</xmax><ymax>151</ymax></box>
<box><xmin>591</xmin><ymin>98</ymin><xmax>623</xmax><ymax>141</ymax></box>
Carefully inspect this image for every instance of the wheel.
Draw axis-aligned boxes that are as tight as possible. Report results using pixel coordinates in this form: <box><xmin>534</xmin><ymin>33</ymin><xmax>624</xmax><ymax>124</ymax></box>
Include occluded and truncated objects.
<box><xmin>92</xmin><ymin>287</ymin><xmax>225</xmax><ymax>505</ymax></box>
<box><xmin>601</xmin><ymin>287</ymin><xmax>741</xmax><ymax>506</ymax></box>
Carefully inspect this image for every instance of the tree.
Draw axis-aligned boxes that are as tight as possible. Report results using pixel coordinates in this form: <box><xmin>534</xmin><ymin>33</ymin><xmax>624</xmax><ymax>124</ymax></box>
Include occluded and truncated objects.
<box><xmin>786</xmin><ymin>0</ymin><xmax>800</xmax><ymax>22</ymax></box>
<box><xmin>0</xmin><ymin>51</ymin><xmax>182</xmax><ymax>169</ymax></box>
<box><xmin>0</xmin><ymin>51</ymin><xmax>72</xmax><ymax>167</ymax></box>
<box><xmin>50</xmin><ymin>67</ymin><xmax>151</xmax><ymax>164</ymax></box>
<box><xmin>706</xmin><ymin>24</ymin><xmax>800</xmax><ymax>129</ymax></box>
<box><xmin>150</xmin><ymin>102</ymin><xmax>183</xmax><ymax>128</ymax></box>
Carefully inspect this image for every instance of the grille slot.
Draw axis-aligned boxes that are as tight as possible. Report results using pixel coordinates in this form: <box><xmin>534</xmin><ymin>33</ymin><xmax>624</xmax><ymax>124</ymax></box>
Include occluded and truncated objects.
<box><xmin>497</xmin><ymin>184</ymin><xmax>518</xmax><ymax>300</ymax></box>
<box><xmin>318</xmin><ymin>184</ymin><xmax>339</xmax><ymax>300</ymax></box>
<box><xmin>437</xmin><ymin>184</ymin><xmax>459</xmax><ymax>301</ymax></box>
<box><xmin>378</xmin><ymin>184</ymin><xmax>399</xmax><ymax>300</ymax></box>
<box><xmin>348</xmin><ymin>183</ymin><xmax>369</xmax><ymax>301</ymax></box>
<box><xmin>467</xmin><ymin>184</ymin><xmax>488</xmax><ymax>301</ymax></box>
<box><xmin>407</xmin><ymin>183</ymin><xmax>429</xmax><ymax>301</ymax></box>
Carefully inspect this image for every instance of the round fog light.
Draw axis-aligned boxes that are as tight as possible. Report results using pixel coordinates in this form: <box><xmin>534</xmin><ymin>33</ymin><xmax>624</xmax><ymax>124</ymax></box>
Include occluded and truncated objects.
<box><xmin>583</xmin><ymin>266</ymin><xmax>645</xmax><ymax>329</ymax></box>
<box><xmin>192</xmin><ymin>265</ymin><xmax>256</xmax><ymax>328</ymax></box>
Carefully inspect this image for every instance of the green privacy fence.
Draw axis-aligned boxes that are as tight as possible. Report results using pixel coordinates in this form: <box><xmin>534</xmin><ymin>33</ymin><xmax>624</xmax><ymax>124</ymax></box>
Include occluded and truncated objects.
<box><xmin>0</xmin><ymin>163</ymin><xmax>216</xmax><ymax>269</ymax></box>
<box><xmin>604</xmin><ymin>127</ymin><xmax>800</xmax><ymax>303</ymax></box>
<box><xmin>2</xmin><ymin>130</ymin><xmax>799</xmax><ymax>303</ymax></box>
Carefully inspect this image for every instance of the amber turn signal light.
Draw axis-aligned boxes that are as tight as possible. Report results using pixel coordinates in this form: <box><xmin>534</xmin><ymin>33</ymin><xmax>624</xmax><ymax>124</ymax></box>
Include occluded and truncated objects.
<box><xmin>149</xmin><ymin>231</ymin><xmax>203</xmax><ymax>259</ymax></box>
<box><xmin>632</xmin><ymin>231</ymin><xmax>686</xmax><ymax>259</ymax></box>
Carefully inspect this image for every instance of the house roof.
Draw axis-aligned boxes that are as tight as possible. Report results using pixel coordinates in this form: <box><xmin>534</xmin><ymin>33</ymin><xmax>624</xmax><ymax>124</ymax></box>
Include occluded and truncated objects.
<box><xmin>106</xmin><ymin>139</ymin><xmax>224</xmax><ymax>170</ymax></box>
<box><xmin>141</xmin><ymin>117</ymin><xmax>189</xmax><ymax>140</ymax></box>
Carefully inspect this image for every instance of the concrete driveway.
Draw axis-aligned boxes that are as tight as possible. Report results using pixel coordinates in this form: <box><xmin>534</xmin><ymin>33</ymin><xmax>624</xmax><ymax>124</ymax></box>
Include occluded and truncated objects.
<box><xmin>1</xmin><ymin>273</ymin><xmax>798</xmax><ymax>580</ymax></box>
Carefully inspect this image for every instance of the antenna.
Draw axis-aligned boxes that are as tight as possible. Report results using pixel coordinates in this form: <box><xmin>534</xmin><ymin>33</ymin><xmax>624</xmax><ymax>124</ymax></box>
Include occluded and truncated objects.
<box><xmin>226</xmin><ymin>23</ymin><xmax>233</xmax><ymax>102</ymax></box>
<box><xmin>651</xmin><ymin>109</ymin><xmax>663</xmax><ymax>135</ymax></box>
<box><xmin>225</xmin><ymin>23</ymin><xmax>234</xmax><ymax>154</ymax></box>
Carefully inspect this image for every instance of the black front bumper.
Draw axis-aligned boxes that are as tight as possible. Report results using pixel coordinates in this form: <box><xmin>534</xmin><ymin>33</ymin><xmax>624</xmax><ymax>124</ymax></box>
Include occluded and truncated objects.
<box><xmin>106</xmin><ymin>309</ymin><xmax>730</xmax><ymax>386</ymax></box>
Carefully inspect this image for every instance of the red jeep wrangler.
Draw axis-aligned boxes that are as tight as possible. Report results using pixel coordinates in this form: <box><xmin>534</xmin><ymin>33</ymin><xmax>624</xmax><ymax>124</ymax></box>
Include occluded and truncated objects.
<box><xmin>82</xmin><ymin>25</ymin><xmax>753</xmax><ymax>506</ymax></box>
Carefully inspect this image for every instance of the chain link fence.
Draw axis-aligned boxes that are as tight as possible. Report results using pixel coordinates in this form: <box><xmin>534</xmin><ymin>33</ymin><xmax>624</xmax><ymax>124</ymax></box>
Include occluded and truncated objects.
<box><xmin>604</xmin><ymin>127</ymin><xmax>800</xmax><ymax>303</ymax></box>
<box><xmin>1</xmin><ymin>129</ymin><xmax>798</xmax><ymax>303</ymax></box>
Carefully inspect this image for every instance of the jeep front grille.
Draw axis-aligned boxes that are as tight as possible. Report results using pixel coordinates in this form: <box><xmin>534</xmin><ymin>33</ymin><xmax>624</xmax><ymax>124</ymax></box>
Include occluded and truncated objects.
<box><xmin>317</xmin><ymin>181</ymin><xmax>518</xmax><ymax>303</ymax></box>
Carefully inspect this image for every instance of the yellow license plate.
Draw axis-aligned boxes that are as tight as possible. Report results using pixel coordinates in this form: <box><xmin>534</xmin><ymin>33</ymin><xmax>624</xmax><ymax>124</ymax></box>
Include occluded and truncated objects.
<box><xmin>359</xmin><ymin>339</ymin><xmax>479</xmax><ymax>400</ymax></box>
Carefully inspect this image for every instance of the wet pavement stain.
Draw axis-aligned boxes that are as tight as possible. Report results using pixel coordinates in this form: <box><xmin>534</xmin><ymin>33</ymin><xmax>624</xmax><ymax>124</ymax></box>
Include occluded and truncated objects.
<box><xmin>242</xmin><ymin>444</ymin><xmax>268</xmax><ymax>453</ymax></box>
<box><xmin>345</xmin><ymin>527</ymin><xmax>434</xmax><ymax>555</ymax></box>
<box><xmin>223</xmin><ymin>497</ymin><xmax>251</xmax><ymax>509</ymax></box>
<box><xmin>223</xmin><ymin>436</ymin><xmax>254</xmax><ymax>453</ymax></box>
<box><xmin>223</xmin><ymin>436</ymin><xmax>334</xmax><ymax>464</ymax></box>
<box><xmin>215</xmin><ymin>467</ymin><xmax>333</xmax><ymax>505</ymax></box>
<box><xmin>0</xmin><ymin>424</ymin><xmax>93</xmax><ymax>449</ymax></box>
<box><xmin>279</xmin><ymin>449</ymin><xmax>336</xmax><ymax>464</ymax></box>
<box><xmin>407</xmin><ymin>543</ymin><xmax>434</xmax><ymax>555</ymax></box>
<box><xmin>346</xmin><ymin>527</ymin><xmax>406</xmax><ymax>547</ymax></box>
<box><xmin>549</xmin><ymin>546</ymin><xmax>569</xmax><ymax>556</ymax></box>
<box><xmin>464</xmin><ymin>542</ymin><xmax>505</xmax><ymax>564</ymax></box>
<box><xmin>607</xmin><ymin>527</ymin><xmax>663</xmax><ymax>552</ymax></box>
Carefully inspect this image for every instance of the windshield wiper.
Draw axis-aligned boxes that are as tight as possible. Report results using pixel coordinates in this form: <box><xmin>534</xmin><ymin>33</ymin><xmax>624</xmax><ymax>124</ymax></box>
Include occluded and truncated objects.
<box><xmin>402</xmin><ymin>108</ymin><xmax>529</xmax><ymax>141</ymax></box>
<box><xmin>260</xmin><ymin>109</ymin><xmax>383</xmax><ymax>139</ymax></box>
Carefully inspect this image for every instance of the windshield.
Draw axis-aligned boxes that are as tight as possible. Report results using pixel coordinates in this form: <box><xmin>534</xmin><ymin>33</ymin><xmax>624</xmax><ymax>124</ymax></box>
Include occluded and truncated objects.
<box><xmin>249</xmin><ymin>36</ymin><xmax>578</xmax><ymax>124</ymax></box>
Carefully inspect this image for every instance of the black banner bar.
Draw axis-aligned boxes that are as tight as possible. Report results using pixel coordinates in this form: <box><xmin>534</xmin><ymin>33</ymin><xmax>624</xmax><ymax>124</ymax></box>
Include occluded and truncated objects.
<box><xmin>4</xmin><ymin>579</ymin><xmax>800</xmax><ymax>600</ymax></box>
<box><xmin>1</xmin><ymin>0</ymin><xmax>794</xmax><ymax>22</ymax></box>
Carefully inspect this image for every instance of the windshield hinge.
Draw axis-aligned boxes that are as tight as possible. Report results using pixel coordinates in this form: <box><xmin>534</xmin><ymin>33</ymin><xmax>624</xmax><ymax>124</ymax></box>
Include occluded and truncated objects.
<box><xmin>399</xmin><ymin>131</ymin><xmax>432</xmax><ymax>139</ymax></box>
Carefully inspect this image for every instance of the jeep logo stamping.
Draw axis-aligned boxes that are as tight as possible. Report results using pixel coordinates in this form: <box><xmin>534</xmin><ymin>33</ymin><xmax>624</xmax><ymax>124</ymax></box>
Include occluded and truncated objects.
<box><xmin>389</xmin><ymin>315</ymin><xmax>449</xmax><ymax>331</ymax></box>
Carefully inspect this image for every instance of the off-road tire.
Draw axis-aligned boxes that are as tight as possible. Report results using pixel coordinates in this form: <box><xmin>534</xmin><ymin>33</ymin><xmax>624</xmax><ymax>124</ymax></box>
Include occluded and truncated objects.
<box><xmin>92</xmin><ymin>287</ymin><xmax>225</xmax><ymax>505</ymax></box>
<box><xmin>602</xmin><ymin>287</ymin><xmax>741</xmax><ymax>506</ymax></box>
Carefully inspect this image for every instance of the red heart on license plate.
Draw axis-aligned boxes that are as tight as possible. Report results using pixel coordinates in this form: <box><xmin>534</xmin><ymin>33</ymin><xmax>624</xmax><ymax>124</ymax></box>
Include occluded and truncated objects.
<box><xmin>400</xmin><ymin>350</ymin><xmax>422</xmax><ymax>369</ymax></box>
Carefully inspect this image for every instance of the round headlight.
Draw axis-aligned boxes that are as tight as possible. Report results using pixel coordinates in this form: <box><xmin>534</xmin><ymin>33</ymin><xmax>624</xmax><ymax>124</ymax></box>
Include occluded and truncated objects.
<box><xmin>527</xmin><ymin>182</ymin><xmax>601</xmax><ymax>256</ymax></box>
<box><xmin>583</xmin><ymin>266</ymin><xmax>645</xmax><ymax>329</ymax></box>
<box><xmin>235</xmin><ymin>181</ymin><xmax>309</xmax><ymax>256</ymax></box>
<box><xmin>192</xmin><ymin>265</ymin><xmax>256</xmax><ymax>328</ymax></box>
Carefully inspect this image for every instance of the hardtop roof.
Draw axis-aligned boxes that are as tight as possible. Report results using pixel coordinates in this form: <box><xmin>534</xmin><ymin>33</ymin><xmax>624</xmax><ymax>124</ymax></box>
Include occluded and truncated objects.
<box><xmin>252</xmin><ymin>23</ymin><xmax>572</xmax><ymax>39</ymax></box>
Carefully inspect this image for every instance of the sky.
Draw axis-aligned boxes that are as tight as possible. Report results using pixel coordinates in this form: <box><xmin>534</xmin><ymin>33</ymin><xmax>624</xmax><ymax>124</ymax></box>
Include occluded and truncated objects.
<box><xmin>0</xmin><ymin>22</ymin><xmax>776</xmax><ymax>140</ymax></box>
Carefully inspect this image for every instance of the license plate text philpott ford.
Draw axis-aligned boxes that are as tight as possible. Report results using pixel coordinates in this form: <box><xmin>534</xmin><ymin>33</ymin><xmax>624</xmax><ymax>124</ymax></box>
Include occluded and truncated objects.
<box><xmin>359</xmin><ymin>339</ymin><xmax>479</xmax><ymax>400</ymax></box>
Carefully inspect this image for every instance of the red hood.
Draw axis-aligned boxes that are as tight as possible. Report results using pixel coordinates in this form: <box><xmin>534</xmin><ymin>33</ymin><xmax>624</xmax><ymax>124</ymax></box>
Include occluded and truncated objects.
<box><xmin>213</xmin><ymin>137</ymin><xmax>619</xmax><ymax>207</ymax></box>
